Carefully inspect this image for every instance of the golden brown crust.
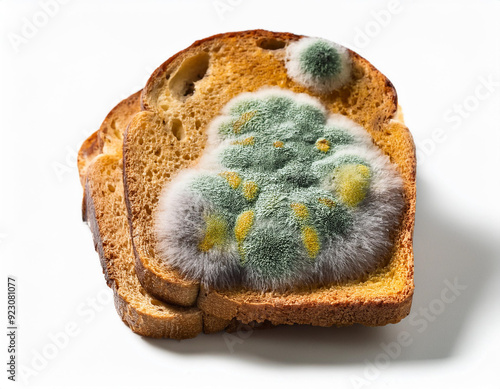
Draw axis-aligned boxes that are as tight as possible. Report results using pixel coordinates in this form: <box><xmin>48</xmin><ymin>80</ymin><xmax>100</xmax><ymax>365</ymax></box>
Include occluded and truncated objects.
<box><xmin>113</xmin><ymin>292</ymin><xmax>202</xmax><ymax>339</ymax></box>
<box><xmin>76</xmin><ymin>91</ymin><xmax>142</xmax><ymax>188</ymax></box>
<box><xmin>142</xmin><ymin>30</ymin><xmax>302</xmax><ymax>111</ymax></box>
<box><xmin>99</xmin><ymin>91</ymin><xmax>142</xmax><ymax>156</ymax></box>
<box><xmin>77</xmin><ymin>131</ymin><xmax>100</xmax><ymax>222</ymax></box>
<box><xmin>202</xmin><ymin>313</ymin><xmax>232</xmax><ymax>334</ymax></box>
<box><xmin>123</xmin><ymin>30</ymin><xmax>402</xmax><ymax>317</ymax></box>
<box><xmin>77</xmin><ymin>92</ymin><xmax>142</xmax><ymax>178</ymax></box>
<box><xmin>77</xmin><ymin>131</ymin><xmax>100</xmax><ymax>186</ymax></box>
<box><xmin>132</xmin><ymin>244</ymin><xmax>200</xmax><ymax>307</ymax></box>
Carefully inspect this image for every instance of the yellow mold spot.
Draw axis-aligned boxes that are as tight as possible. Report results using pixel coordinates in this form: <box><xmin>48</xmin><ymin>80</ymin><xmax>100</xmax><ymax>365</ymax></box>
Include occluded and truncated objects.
<box><xmin>235</xmin><ymin>210</ymin><xmax>255</xmax><ymax>254</ymax></box>
<box><xmin>335</xmin><ymin>164</ymin><xmax>371</xmax><ymax>207</ymax></box>
<box><xmin>235</xmin><ymin>210</ymin><xmax>255</xmax><ymax>261</ymax></box>
<box><xmin>233</xmin><ymin>111</ymin><xmax>257</xmax><ymax>134</ymax></box>
<box><xmin>302</xmin><ymin>226</ymin><xmax>320</xmax><ymax>258</ymax></box>
<box><xmin>231</xmin><ymin>136</ymin><xmax>255</xmax><ymax>146</ymax></box>
<box><xmin>318</xmin><ymin>197</ymin><xmax>336</xmax><ymax>208</ymax></box>
<box><xmin>242</xmin><ymin>181</ymin><xmax>259</xmax><ymax>200</ymax></box>
<box><xmin>219</xmin><ymin>171</ymin><xmax>242</xmax><ymax>189</ymax></box>
<box><xmin>273</xmin><ymin>140</ymin><xmax>284</xmax><ymax>148</ymax></box>
<box><xmin>291</xmin><ymin>202</ymin><xmax>309</xmax><ymax>220</ymax></box>
<box><xmin>199</xmin><ymin>214</ymin><xmax>228</xmax><ymax>252</ymax></box>
<box><xmin>315</xmin><ymin>138</ymin><xmax>330</xmax><ymax>153</ymax></box>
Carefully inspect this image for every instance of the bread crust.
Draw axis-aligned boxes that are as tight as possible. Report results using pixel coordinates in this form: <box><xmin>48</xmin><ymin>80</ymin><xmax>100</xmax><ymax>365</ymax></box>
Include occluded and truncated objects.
<box><xmin>77</xmin><ymin>130</ymin><xmax>100</xmax><ymax>186</ymax></box>
<box><xmin>76</xmin><ymin>90</ymin><xmax>142</xmax><ymax>185</ymax></box>
<box><xmin>78</xmin><ymin>131</ymin><xmax>100</xmax><ymax>222</ymax></box>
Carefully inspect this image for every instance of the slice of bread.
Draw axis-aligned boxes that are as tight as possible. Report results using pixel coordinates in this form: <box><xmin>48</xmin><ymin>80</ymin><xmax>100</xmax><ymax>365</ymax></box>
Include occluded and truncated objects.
<box><xmin>78</xmin><ymin>93</ymin><xmax>230</xmax><ymax>338</ymax></box>
<box><xmin>123</xmin><ymin>30</ymin><xmax>415</xmax><ymax>326</ymax></box>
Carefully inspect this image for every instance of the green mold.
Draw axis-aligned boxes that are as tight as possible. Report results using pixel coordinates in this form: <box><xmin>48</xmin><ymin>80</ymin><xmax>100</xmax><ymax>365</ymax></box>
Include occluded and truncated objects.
<box><xmin>184</xmin><ymin>92</ymin><xmax>375</xmax><ymax>281</ymax></box>
<box><xmin>242</xmin><ymin>222</ymin><xmax>300</xmax><ymax>279</ymax></box>
<box><xmin>299</xmin><ymin>39</ymin><xmax>343</xmax><ymax>80</ymax></box>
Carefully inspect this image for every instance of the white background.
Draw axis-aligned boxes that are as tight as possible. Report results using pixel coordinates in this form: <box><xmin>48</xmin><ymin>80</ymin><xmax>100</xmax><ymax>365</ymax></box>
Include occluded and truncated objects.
<box><xmin>1</xmin><ymin>0</ymin><xmax>499</xmax><ymax>388</ymax></box>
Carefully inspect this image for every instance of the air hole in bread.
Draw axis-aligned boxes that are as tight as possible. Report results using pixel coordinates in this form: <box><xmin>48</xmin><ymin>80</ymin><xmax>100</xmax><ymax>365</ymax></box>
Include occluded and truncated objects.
<box><xmin>168</xmin><ymin>52</ymin><xmax>210</xmax><ymax>100</ymax></box>
<box><xmin>195</xmin><ymin>120</ymin><xmax>201</xmax><ymax>130</ymax></box>
<box><xmin>257</xmin><ymin>38</ymin><xmax>286</xmax><ymax>50</ymax></box>
<box><xmin>145</xmin><ymin>204</ymin><xmax>152</xmax><ymax>215</ymax></box>
<box><xmin>171</xmin><ymin>119</ymin><xmax>186</xmax><ymax>141</ymax></box>
<box><xmin>150</xmin><ymin>298</ymin><xmax>164</xmax><ymax>307</ymax></box>
<box><xmin>107</xmin><ymin>184</ymin><xmax>115</xmax><ymax>193</ymax></box>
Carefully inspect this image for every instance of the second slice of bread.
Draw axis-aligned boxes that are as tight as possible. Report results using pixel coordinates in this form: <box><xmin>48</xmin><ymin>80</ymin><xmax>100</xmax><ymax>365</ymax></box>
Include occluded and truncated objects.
<box><xmin>78</xmin><ymin>93</ymin><xmax>231</xmax><ymax>338</ymax></box>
